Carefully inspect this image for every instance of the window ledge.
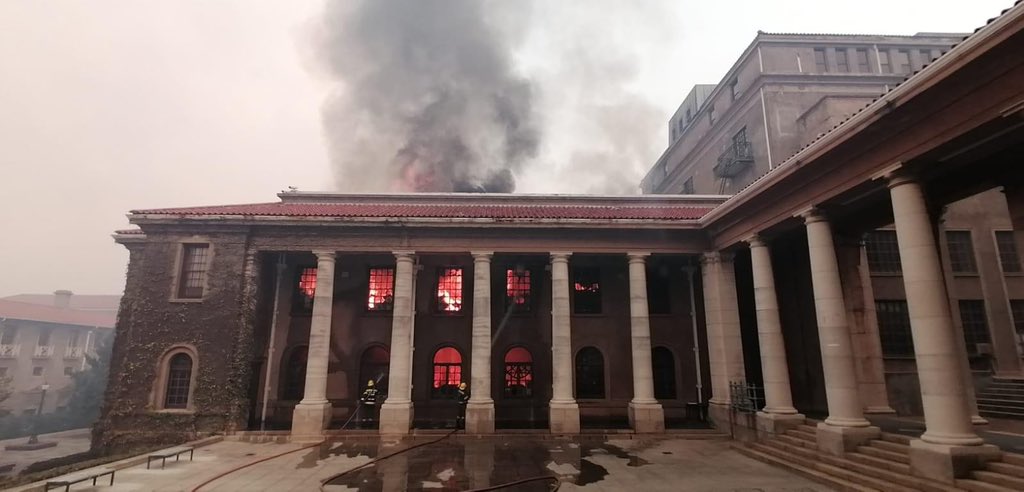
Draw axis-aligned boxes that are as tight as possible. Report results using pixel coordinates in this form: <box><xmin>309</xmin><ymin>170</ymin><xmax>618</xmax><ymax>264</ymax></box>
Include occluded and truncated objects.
<box><xmin>169</xmin><ymin>298</ymin><xmax>204</xmax><ymax>304</ymax></box>
<box><xmin>1003</xmin><ymin>272</ymin><xmax>1024</xmax><ymax>277</ymax></box>
<box><xmin>953</xmin><ymin>272</ymin><xmax>980</xmax><ymax>277</ymax></box>
<box><xmin>571</xmin><ymin>313</ymin><xmax>607</xmax><ymax>318</ymax></box>
<box><xmin>869</xmin><ymin>272</ymin><xmax>904</xmax><ymax>277</ymax></box>
<box><xmin>152</xmin><ymin>409</ymin><xmax>195</xmax><ymax>415</ymax></box>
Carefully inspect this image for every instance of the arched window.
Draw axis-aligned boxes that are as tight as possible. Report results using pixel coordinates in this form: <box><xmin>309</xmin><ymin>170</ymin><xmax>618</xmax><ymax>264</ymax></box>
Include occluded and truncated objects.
<box><xmin>281</xmin><ymin>346</ymin><xmax>308</xmax><ymax>401</ymax></box>
<box><xmin>652</xmin><ymin>346</ymin><xmax>677</xmax><ymax>400</ymax></box>
<box><xmin>432</xmin><ymin>347</ymin><xmax>462</xmax><ymax>398</ymax></box>
<box><xmin>504</xmin><ymin>347</ymin><xmax>533</xmax><ymax>398</ymax></box>
<box><xmin>575</xmin><ymin>347</ymin><xmax>605</xmax><ymax>399</ymax></box>
<box><xmin>164</xmin><ymin>353</ymin><xmax>194</xmax><ymax>409</ymax></box>
<box><xmin>359</xmin><ymin>345</ymin><xmax>390</xmax><ymax>395</ymax></box>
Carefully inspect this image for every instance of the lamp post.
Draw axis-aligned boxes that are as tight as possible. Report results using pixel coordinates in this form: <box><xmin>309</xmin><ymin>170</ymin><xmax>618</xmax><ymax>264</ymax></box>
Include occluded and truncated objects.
<box><xmin>26</xmin><ymin>383</ymin><xmax>49</xmax><ymax>445</ymax></box>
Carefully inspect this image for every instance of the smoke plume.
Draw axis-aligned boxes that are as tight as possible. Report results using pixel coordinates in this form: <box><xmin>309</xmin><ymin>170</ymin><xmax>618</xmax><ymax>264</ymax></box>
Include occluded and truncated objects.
<box><xmin>315</xmin><ymin>0</ymin><xmax>538</xmax><ymax>193</ymax></box>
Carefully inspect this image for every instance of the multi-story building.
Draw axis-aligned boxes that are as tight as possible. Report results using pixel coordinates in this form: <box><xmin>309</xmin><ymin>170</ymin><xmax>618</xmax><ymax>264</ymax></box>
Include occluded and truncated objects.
<box><xmin>0</xmin><ymin>292</ymin><xmax>116</xmax><ymax>416</ymax></box>
<box><xmin>641</xmin><ymin>31</ymin><xmax>1024</xmax><ymax>416</ymax></box>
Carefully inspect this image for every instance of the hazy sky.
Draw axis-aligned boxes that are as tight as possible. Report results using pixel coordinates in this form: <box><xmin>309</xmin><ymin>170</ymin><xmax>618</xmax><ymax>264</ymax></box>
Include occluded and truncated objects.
<box><xmin>0</xmin><ymin>0</ymin><xmax>1012</xmax><ymax>297</ymax></box>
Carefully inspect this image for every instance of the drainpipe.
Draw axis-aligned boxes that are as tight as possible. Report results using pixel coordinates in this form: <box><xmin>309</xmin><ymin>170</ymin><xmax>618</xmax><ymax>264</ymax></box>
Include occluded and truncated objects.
<box><xmin>80</xmin><ymin>330</ymin><xmax>94</xmax><ymax>371</ymax></box>
<box><xmin>259</xmin><ymin>254</ymin><xmax>287</xmax><ymax>431</ymax></box>
<box><xmin>684</xmin><ymin>266</ymin><xmax>704</xmax><ymax>404</ymax></box>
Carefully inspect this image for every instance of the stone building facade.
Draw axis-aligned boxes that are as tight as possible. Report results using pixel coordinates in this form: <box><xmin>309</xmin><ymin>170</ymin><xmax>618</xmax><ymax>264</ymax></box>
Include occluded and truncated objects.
<box><xmin>641</xmin><ymin>30</ymin><xmax>1024</xmax><ymax>417</ymax></box>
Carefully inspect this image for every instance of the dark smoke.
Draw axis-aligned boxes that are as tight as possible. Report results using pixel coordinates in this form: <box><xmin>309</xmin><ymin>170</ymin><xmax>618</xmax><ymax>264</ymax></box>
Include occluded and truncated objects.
<box><xmin>316</xmin><ymin>0</ymin><xmax>538</xmax><ymax>193</ymax></box>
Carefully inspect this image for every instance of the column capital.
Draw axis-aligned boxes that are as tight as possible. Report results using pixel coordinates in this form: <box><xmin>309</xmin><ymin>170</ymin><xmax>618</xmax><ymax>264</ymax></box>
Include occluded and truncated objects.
<box><xmin>796</xmin><ymin>206</ymin><xmax>827</xmax><ymax>224</ymax></box>
<box><xmin>869</xmin><ymin>161</ymin><xmax>918</xmax><ymax>188</ymax></box>
<box><xmin>312</xmin><ymin>250</ymin><xmax>336</xmax><ymax>261</ymax></box>
<box><xmin>393</xmin><ymin>250</ymin><xmax>416</xmax><ymax>260</ymax></box>
<box><xmin>745</xmin><ymin>234</ymin><xmax>767</xmax><ymax>248</ymax></box>
<box><xmin>550</xmin><ymin>252</ymin><xmax>572</xmax><ymax>262</ymax></box>
<box><xmin>626</xmin><ymin>252</ymin><xmax>650</xmax><ymax>262</ymax></box>
<box><xmin>700</xmin><ymin>251</ymin><xmax>734</xmax><ymax>265</ymax></box>
<box><xmin>470</xmin><ymin>251</ymin><xmax>494</xmax><ymax>261</ymax></box>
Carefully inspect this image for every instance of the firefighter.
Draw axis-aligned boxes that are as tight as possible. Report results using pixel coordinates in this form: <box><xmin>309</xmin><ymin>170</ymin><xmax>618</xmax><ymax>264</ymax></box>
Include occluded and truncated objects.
<box><xmin>359</xmin><ymin>380</ymin><xmax>379</xmax><ymax>428</ymax></box>
<box><xmin>456</xmin><ymin>382</ymin><xmax>470</xmax><ymax>429</ymax></box>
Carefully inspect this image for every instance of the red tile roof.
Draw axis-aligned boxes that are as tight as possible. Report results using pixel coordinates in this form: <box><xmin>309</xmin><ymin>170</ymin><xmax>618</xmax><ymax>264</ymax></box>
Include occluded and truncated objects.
<box><xmin>0</xmin><ymin>299</ymin><xmax>116</xmax><ymax>328</ymax></box>
<box><xmin>132</xmin><ymin>201</ymin><xmax>713</xmax><ymax>221</ymax></box>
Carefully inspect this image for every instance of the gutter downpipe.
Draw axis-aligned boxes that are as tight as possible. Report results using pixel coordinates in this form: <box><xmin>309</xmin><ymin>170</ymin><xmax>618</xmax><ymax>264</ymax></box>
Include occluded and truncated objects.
<box><xmin>81</xmin><ymin>329</ymin><xmax>94</xmax><ymax>371</ymax></box>
<box><xmin>757</xmin><ymin>46</ymin><xmax>774</xmax><ymax>170</ymax></box>
<box><xmin>685</xmin><ymin>265</ymin><xmax>704</xmax><ymax>405</ymax></box>
<box><xmin>259</xmin><ymin>254</ymin><xmax>287</xmax><ymax>431</ymax></box>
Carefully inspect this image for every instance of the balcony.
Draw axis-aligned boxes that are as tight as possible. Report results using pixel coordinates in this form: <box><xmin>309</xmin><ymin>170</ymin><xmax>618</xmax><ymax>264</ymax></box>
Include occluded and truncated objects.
<box><xmin>65</xmin><ymin>346</ymin><xmax>85</xmax><ymax>359</ymax></box>
<box><xmin>714</xmin><ymin>141</ymin><xmax>754</xmax><ymax>178</ymax></box>
<box><xmin>33</xmin><ymin>345</ymin><xmax>54</xmax><ymax>359</ymax></box>
<box><xmin>0</xmin><ymin>344</ymin><xmax>20</xmax><ymax>359</ymax></box>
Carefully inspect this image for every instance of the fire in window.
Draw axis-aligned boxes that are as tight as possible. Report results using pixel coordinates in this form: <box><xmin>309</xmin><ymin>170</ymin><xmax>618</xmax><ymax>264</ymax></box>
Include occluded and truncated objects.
<box><xmin>432</xmin><ymin>347</ymin><xmax>462</xmax><ymax>398</ymax></box>
<box><xmin>504</xmin><ymin>347</ymin><xmax>533</xmax><ymax>398</ymax></box>
<box><xmin>573</xmin><ymin>267</ymin><xmax>602</xmax><ymax>314</ymax></box>
<box><xmin>436</xmin><ymin>267</ymin><xmax>463</xmax><ymax>313</ymax></box>
<box><xmin>506</xmin><ymin>268</ymin><xmax>531</xmax><ymax>309</ymax></box>
<box><xmin>293</xmin><ymin>267</ymin><xmax>317</xmax><ymax>313</ymax></box>
<box><xmin>367</xmin><ymin>268</ymin><xmax>395</xmax><ymax>311</ymax></box>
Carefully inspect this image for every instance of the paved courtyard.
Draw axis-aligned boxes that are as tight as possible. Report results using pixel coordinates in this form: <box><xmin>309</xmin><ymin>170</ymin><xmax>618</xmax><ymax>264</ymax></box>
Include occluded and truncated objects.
<box><xmin>27</xmin><ymin>436</ymin><xmax>831</xmax><ymax>491</ymax></box>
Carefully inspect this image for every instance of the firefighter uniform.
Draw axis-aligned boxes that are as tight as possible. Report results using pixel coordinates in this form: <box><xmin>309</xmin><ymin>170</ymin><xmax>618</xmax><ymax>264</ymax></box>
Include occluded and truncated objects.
<box><xmin>456</xmin><ymin>382</ymin><xmax>469</xmax><ymax>429</ymax></box>
<box><xmin>359</xmin><ymin>380</ymin><xmax>379</xmax><ymax>428</ymax></box>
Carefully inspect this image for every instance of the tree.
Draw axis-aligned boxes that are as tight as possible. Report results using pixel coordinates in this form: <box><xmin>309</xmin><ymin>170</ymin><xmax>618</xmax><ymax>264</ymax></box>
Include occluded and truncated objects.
<box><xmin>65</xmin><ymin>334</ymin><xmax>113</xmax><ymax>426</ymax></box>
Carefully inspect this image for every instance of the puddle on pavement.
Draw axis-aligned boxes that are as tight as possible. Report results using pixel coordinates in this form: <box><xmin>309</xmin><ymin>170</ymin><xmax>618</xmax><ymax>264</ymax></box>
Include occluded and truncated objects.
<box><xmin>319</xmin><ymin>436</ymin><xmax>651</xmax><ymax>490</ymax></box>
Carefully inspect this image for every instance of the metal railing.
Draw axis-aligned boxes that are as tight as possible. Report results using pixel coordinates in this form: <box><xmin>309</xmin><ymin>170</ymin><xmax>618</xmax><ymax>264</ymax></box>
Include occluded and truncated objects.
<box><xmin>33</xmin><ymin>345</ymin><xmax>54</xmax><ymax>358</ymax></box>
<box><xmin>0</xmin><ymin>344</ymin><xmax>20</xmax><ymax>358</ymax></box>
<box><xmin>729</xmin><ymin>380</ymin><xmax>765</xmax><ymax>414</ymax></box>
<box><xmin>65</xmin><ymin>346</ymin><xmax>85</xmax><ymax>359</ymax></box>
<box><xmin>714</xmin><ymin>141</ymin><xmax>754</xmax><ymax>178</ymax></box>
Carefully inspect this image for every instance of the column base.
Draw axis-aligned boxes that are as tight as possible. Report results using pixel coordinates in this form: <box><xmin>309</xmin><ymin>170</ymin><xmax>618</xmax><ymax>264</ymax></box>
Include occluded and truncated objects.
<box><xmin>708</xmin><ymin>401</ymin><xmax>731</xmax><ymax>431</ymax></box>
<box><xmin>909</xmin><ymin>440</ymin><xmax>1001</xmax><ymax>484</ymax></box>
<box><xmin>549</xmin><ymin>401</ymin><xmax>580</xmax><ymax>434</ymax></box>
<box><xmin>379</xmin><ymin>401</ymin><xmax>413</xmax><ymax>435</ymax></box>
<box><xmin>291</xmin><ymin>401</ymin><xmax>332</xmax><ymax>442</ymax></box>
<box><xmin>756</xmin><ymin>412</ymin><xmax>805</xmax><ymax>437</ymax></box>
<box><xmin>628</xmin><ymin>401</ymin><xmax>665</xmax><ymax>433</ymax></box>
<box><xmin>863</xmin><ymin>405</ymin><xmax>897</xmax><ymax>415</ymax></box>
<box><xmin>816</xmin><ymin>422</ymin><xmax>880</xmax><ymax>456</ymax></box>
<box><xmin>466</xmin><ymin>401</ymin><xmax>495</xmax><ymax>434</ymax></box>
<box><xmin>971</xmin><ymin>415</ymin><xmax>990</xmax><ymax>425</ymax></box>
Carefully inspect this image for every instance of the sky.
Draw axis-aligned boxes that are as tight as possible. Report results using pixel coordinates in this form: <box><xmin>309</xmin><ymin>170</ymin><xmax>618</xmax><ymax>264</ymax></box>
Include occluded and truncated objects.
<box><xmin>0</xmin><ymin>0</ymin><xmax>1013</xmax><ymax>297</ymax></box>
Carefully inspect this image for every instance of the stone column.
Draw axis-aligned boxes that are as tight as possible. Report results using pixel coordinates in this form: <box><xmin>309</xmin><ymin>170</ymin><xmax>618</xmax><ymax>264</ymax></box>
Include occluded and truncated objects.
<box><xmin>549</xmin><ymin>252</ymin><xmax>580</xmax><ymax>434</ymax></box>
<box><xmin>801</xmin><ymin>209</ymin><xmax>880</xmax><ymax>455</ymax></box>
<box><xmin>746</xmin><ymin>236</ymin><xmax>804</xmax><ymax>435</ymax></box>
<box><xmin>700</xmin><ymin>252</ymin><xmax>746</xmax><ymax>428</ymax></box>
<box><xmin>626</xmin><ymin>253</ymin><xmax>665</xmax><ymax>433</ymax></box>
<box><xmin>292</xmin><ymin>250</ymin><xmax>336</xmax><ymax>441</ymax></box>
<box><xmin>886</xmin><ymin>174</ymin><xmax>998</xmax><ymax>482</ymax></box>
<box><xmin>380</xmin><ymin>251</ymin><xmax>416</xmax><ymax>435</ymax></box>
<box><xmin>467</xmin><ymin>252</ymin><xmax>495</xmax><ymax>434</ymax></box>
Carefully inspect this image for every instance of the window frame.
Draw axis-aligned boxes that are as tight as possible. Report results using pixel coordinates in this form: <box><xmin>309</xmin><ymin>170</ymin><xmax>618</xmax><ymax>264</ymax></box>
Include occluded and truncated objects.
<box><xmin>855</xmin><ymin>48</ymin><xmax>870</xmax><ymax>73</ymax></box>
<box><xmin>652</xmin><ymin>346</ymin><xmax>678</xmax><ymax>400</ymax></box>
<box><xmin>865</xmin><ymin>230</ymin><xmax>903</xmax><ymax>275</ymax></box>
<box><xmin>434</xmin><ymin>267</ymin><xmax>465</xmax><ymax>314</ymax></box>
<box><xmin>813</xmin><ymin>48</ymin><xmax>828</xmax><ymax>72</ymax></box>
<box><xmin>291</xmin><ymin>265</ymin><xmax>318</xmax><ymax>316</ymax></box>
<box><xmin>571</xmin><ymin>267</ymin><xmax>603</xmax><ymax>315</ymax></box>
<box><xmin>835</xmin><ymin>49</ymin><xmax>850</xmax><ymax>73</ymax></box>
<box><xmin>574</xmin><ymin>346</ymin><xmax>606</xmax><ymax>400</ymax></box>
<box><xmin>431</xmin><ymin>346</ymin><xmax>464</xmax><ymax>399</ymax></box>
<box><xmin>170</xmin><ymin>241</ymin><xmax>213</xmax><ymax>302</ymax></box>
<box><xmin>279</xmin><ymin>344</ymin><xmax>308</xmax><ymax>401</ymax></box>
<box><xmin>945</xmin><ymin>230</ymin><xmax>979</xmax><ymax>275</ymax></box>
<box><xmin>504</xmin><ymin>267</ymin><xmax>533</xmax><ymax>313</ymax></box>
<box><xmin>647</xmin><ymin>268</ymin><xmax>672</xmax><ymax>316</ymax></box>
<box><xmin>682</xmin><ymin>176</ymin><xmax>695</xmax><ymax>195</ymax></box>
<box><xmin>876</xmin><ymin>300</ymin><xmax>914</xmax><ymax>357</ymax></box>
<box><xmin>994</xmin><ymin>230</ymin><xmax>1023</xmax><ymax>275</ymax></box>
<box><xmin>959</xmin><ymin>300</ymin><xmax>992</xmax><ymax>354</ymax></box>
<box><xmin>367</xmin><ymin>266</ymin><xmax>397</xmax><ymax>312</ymax></box>
<box><xmin>153</xmin><ymin>345</ymin><xmax>199</xmax><ymax>412</ymax></box>
<box><xmin>503</xmin><ymin>346</ymin><xmax>534</xmax><ymax>399</ymax></box>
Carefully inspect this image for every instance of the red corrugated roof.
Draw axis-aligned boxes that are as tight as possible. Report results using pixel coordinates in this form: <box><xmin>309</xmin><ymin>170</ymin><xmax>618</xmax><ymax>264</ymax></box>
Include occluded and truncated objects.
<box><xmin>132</xmin><ymin>202</ymin><xmax>712</xmax><ymax>221</ymax></box>
<box><xmin>0</xmin><ymin>300</ymin><xmax>116</xmax><ymax>328</ymax></box>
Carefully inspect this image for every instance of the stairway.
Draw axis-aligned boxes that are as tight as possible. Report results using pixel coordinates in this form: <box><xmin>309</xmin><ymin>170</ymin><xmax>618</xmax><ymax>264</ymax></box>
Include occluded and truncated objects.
<box><xmin>978</xmin><ymin>378</ymin><xmax>1024</xmax><ymax>420</ymax></box>
<box><xmin>735</xmin><ymin>423</ymin><xmax>1024</xmax><ymax>491</ymax></box>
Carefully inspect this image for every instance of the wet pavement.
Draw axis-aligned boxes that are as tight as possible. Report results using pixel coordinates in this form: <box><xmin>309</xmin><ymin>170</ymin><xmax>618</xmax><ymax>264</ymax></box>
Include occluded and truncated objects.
<box><xmin>12</xmin><ymin>435</ymin><xmax>833</xmax><ymax>491</ymax></box>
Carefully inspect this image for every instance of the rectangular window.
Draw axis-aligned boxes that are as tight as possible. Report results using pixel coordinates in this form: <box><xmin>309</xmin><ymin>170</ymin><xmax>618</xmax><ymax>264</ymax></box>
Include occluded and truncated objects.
<box><xmin>876</xmin><ymin>301</ymin><xmax>914</xmax><ymax>356</ymax></box>
<box><xmin>728</xmin><ymin>78</ymin><xmax>738</xmax><ymax>101</ymax></box>
<box><xmin>995</xmin><ymin>231</ymin><xmax>1022</xmax><ymax>273</ymax></box>
<box><xmin>436</xmin><ymin>267</ymin><xmax>464</xmax><ymax>313</ymax></box>
<box><xmin>813</xmin><ymin>48</ymin><xmax>828</xmax><ymax>72</ymax></box>
<box><xmin>685</xmin><ymin>108</ymin><xmax>692</xmax><ymax>123</ymax></box>
<box><xmin>32</xmin><ymin>366</ymin><xmax>43</xmax><ymax>376</ymax></box>
<box><xmin>856</xmin><ymin>49</ymin><xmax>870</xmax><ymax>72</ymax></box>
<box><xmin>505</xmin><ymin>268</ymin><xmax>531</xmax><ymax>310</ymax></box>
<box><xmin>946</xmin><ymin>231</ymin><xmax>978</xmax><ymax>274</ymax></box>
<box><xmin>64</xmin><ymin>366</ymin><xmax>74</xmax><ymax>376</ymax></box>
<box><xmin>292</xmin><ymin>267</ymin><xmax>317</xmax><ymax>314</ymax></box>
<box><xmin>959</xmin><ymin>300</ymin><xmax>991</xmax><ymax>353</ymax></box>
<box><xmin>0</xmin><ymin>327</ymin><xmax>14</xmax><ymax>345</ymax></box>
<box><xmin>37</xmin><ymin>329</ymin><xmax>51</xmax><ymax>347</ymax></box>
<box><xmin>919</xmin><ymin>49</ymin><xmax>933</xmax><ymax>66</ymax></box>
<box><xmin>573</xmin><ymin>267</ymin><xmax>602</xmax><ymax>314</ymax></box>
<box><xmin>896</xmin><ymin>50</ymin><xmax>911</xmax><ymax>73</ymax></box>
<box><xmin>879</xmin><ymin>51</ymin><xmax>891</xmax><ymax>73</ymax></box>
<box><xmin>708</xmin><ymin>104</ymin><xmax>716</xmax><ymax>125</ymax></box>
<box><xmin>865</xmin><ymin>230</ymin><xmax>902</xmax><ymax>274</ymax></box>
<box><xmin>682</xmin><ymin>177</ymin><xmax>695</xmax><ymax>195</ymax></box>
<box><xmin>68</xmin><ymin>331</ymin><xmax>79</xmax><ymax>348</ymax></box>
<box><xmin>647</xmin><ymin>271</ymin><xmax>671</xmax><ymax>315</ymax></box>
<box><xmin>177</xmin><ymin>244</ymin><xmax>210</xmax><ymax>299</ymax></box>
<box><xmin>1011</xmin><ymin>300</ymin><xmax>1024</xmax><ymax>337</ymax></box>
<box><xmin>836</xmin><ymin>49</ymin><xmax>850</xmax><ymax>72</ymax></box>
<box><xmin>367</xmin><ymin>267</ymin><xmax>395</xmax><ymax>311</ymax></box>
<box><xmin>732</xmin><ymin>127</ymin><xmax>748</xmax><ymax>146</ymax></box>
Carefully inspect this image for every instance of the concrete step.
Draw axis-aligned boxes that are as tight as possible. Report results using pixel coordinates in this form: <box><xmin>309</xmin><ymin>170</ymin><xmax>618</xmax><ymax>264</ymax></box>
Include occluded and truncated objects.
<box><xmin>812</xmin><ymin>460</ymin><xmax>919</xmax><ymax>492</ymax></box>
<box><xmin>979</xmin><ymin>388</ymin><xmax>1024</xmax><ymax>396</ymax></box>
<box><xmin>736</xmin><ymin>444</ymin><xmax>878</xmax><ymax>492</ymax></box>
<box><xmin>777</xmin><ymin>434</ymin><xmax>818</xmax><ymax>450</ymax></box>
<box><xmin>846</xmin><ymin>451</ymin><xmax>911</xmax><ymax>474</ymax></box>
<box><xmin>880</xmin><ymin>432</ymin><xmax>913</xmax><ymax>445</ymax></box>
<box><xmin>797</xmin><ymin>423</ymin><xmax>818</xmax><ymax>434</ymax></box>
<box><xmin>868</xmin><ymin>439</ymin><xmax>910</xmax><ymax>454</ymax></box>
<box><xmin>857</xmin><ymin>445</ymin><xmax>910</xmax><ymax>464</ymax></box>
<box><xmin>786</xmin><ymin>429</ymin><xmax>817</xmax><ymax>442</ymax></box>
<box><xmin>1002</xmin><ymin>453</ymin><xmax>1024</xmax><ymax>467</ymax></box>
<box><xmin>977</xmin><ymin>398</ymin><xmax>1024</xmax><ymax>408</ymax></box>
<box><xmin>818</xmin><ymin>453</ymin><xmax>958</xmax><ymax>492</ymax></box>
<box><xmin>977</xmin><ymin>408</ymin><xmax>1024</xmax><ymax>419</ymax></box>
<box><xmin>956</xmin><ymin>478</ymin><xmax>1018</xmax><ymax>492</ymax></box>
<box><xmin>971</xmin><ymin>470</ymin><xmax>1024</xmax><ymax>489</ymax></box>
<box><xmin>985</xmin><ymin>461</ymin><xmax>1024</xmax><ymax>479</ymax></box>
<box><xmin>764</xmin><ymin>439</ymin><xmax>821</xmax><ymax>460</ymax></box>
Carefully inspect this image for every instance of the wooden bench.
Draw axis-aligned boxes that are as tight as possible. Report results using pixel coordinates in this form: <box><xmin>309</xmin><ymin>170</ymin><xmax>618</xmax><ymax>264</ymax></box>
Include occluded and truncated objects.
<box><xmin>45</xmin><ymin>467</ymin><xmax>115</xmax><ymax>491</ymax></box>
<box><xmin>147</xmin><ymin>446</ymin><xmax>194</xmax><ymax>469</ymax></box>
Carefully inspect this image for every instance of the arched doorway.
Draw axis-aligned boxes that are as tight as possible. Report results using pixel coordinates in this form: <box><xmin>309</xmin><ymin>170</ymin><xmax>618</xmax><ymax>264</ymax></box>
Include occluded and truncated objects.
<box><xmin>280</xmin><ymin>345</ymin><xmax>307</xmax><ymax>401</ymax></box>
<box><xmin>432</xmin><ymin>346</ymin><xmax>463</xmax><ymax>399</ymax></box>
<box><xmin>652</xmin><ymin>346</ymin><xmax>677</xmax><ymax>400</ymax></box>
<box><xmin>575</xmin><ymin>347</ymin><xmax>605</xmax><ymax>399</ymax></box>
<box><xmin>503</xmin><ymin>347</ymin><xmax>533</xmax><ymax>398</ymax></box>
<box><xmin>358</xmin><ymin>345</ymin><xmax>390</xmax><ymax>396</ymax></box>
